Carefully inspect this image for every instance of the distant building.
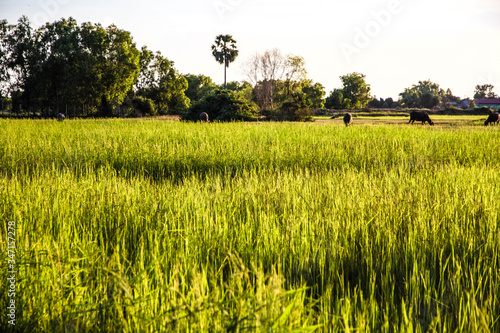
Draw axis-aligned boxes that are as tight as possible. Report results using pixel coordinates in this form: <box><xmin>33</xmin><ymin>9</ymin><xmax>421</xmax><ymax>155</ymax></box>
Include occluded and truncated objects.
<box><xmin>474</xmin><ymin>99</ymin><xmax>500</xmax><ymax>110</ymax></box>
<box><xmin>459</xmin><ymin>100</ymin><xmax>472</xmax><ymax>109</ymax></box>
<box><xmin>445</xmin><ymin>100</ymin><xmax>472</xmax><ymax>109</ymax></box>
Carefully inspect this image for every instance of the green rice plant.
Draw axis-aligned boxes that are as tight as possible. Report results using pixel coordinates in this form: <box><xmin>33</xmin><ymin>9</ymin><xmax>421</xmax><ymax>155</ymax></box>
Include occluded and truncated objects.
<box><xmin>0</xmin><ymin>119</ymin><xmax>499</xmax><ymax>331</ymax></box>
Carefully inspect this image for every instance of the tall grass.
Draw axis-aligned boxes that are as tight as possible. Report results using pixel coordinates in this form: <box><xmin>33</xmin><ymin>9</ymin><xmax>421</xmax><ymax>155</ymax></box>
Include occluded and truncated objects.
<box><xmin>0</xmin><ymin>119</ymin><xmax>499</xmax><ymax>332</ymax></box>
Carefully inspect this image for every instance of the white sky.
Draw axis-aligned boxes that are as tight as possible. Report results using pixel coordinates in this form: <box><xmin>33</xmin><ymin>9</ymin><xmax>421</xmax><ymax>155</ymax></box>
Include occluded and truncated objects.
<box><xmin>1</xmin><ymin>0</ymin><xmax>499</xmax><ymax>99</ymax></box>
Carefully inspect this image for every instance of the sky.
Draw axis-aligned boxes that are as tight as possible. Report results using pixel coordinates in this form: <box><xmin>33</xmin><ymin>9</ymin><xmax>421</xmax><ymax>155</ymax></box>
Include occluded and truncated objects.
<box><xmin>1</xmin><ymin>0</ymin><xmax>500</xmax><ymax>100</ymax></box>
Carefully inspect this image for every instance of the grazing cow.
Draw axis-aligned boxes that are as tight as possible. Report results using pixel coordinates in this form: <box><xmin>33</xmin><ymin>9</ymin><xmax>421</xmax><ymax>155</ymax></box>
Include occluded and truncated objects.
<box><xmin>57</xmin><ymin>113</ymin><xmax>66</xmax><ymax>121</ymax></box>
<box><xmin>484</xmin><ymin>112</ymin><xmax>499</xmax><ymax>126</ymax></box>
<box><xmin>409</xmin><ymin>111</ymin><xmax>434</xmax><ymax>125</ymax></box>
<box><xmin>199</xmin><ymin>112</ymin><xmax>209</xmax><ymax>122</ymax></box>
<box><xmin>343</xmin><ymin>113</ymin><xmax>353</xmax><ymax>126</ymax></box>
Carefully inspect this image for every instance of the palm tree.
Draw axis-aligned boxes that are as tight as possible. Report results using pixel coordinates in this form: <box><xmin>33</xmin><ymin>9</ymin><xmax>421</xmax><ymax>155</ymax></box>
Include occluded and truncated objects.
<box><xmin>211</xmin><ymin>35</ymin><xmax>238</xmax><ymax>90</ymax></box>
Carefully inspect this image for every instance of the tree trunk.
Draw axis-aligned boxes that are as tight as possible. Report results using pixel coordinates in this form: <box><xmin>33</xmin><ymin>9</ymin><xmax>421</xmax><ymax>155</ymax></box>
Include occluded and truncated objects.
<box><xmin>224</xmin><ymin>57</ymin><xmax>227</xmax><ymax>90</ymax></box>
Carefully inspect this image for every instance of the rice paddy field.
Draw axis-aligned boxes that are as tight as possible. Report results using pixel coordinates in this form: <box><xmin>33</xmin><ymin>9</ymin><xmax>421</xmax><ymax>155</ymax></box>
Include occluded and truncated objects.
<box><xmin>0</xmin><ymin>117</ymin><xmax>499</xmax><ymax>332</ymax></box>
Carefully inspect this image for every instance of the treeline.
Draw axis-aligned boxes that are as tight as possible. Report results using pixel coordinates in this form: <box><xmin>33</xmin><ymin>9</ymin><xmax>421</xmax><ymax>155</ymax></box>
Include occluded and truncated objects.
<box><xmin>0</xmin><ymin>17</ymin><xmax>326</xmax><ymax>120</ymax></box>
<box><xmin>1</xmin><ymin>17</ymin><xmax>497</xmax><ymax>120</ymax></box>
<box><xmin>0</xmin><ymin>17</ymin><xmax>189</xmax><ymax>118</ymax></box>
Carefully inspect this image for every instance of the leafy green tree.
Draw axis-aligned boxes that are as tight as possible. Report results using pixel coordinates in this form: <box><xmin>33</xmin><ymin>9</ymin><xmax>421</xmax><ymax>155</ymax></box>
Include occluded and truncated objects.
<box><xmin>136</xmin><ymin>47</ymin><xmax>189</xmax><ymax>114</ymax></box>
<box><xmin>386</xmin><ymin>97</ymin><xmax>398</xmax><ymax>108</ymax></box>
<box><xmin>301</xmin><ymin>81</ymin><xmax>325</xmax><ymax>109</ymax></box>
<box><xmin>1</xmin><ymin>16</ymin><xmax>44</xmax><ymax>109</ymax></box>
<box><xmin>474</xmin><ymin>84</ymin><xmax>498</xmax><ymax>99</ymax></box>
<box><xmin>271</xmin><ymin>91</ymin><xmax>314</xmax><ymax>122</ymax></box>
<box><xmin>211</xmin><ymin>34</ymin><xmax>238</xmax><ymax>90</ymax></box>
<box><xmin>399</xmin><ymin>80</ymin><xmax>445</xmax><ymax>109</ymax></box>
<box><xmin>223</xmin><ymin>81</ymin><xmax>254</xmax><ymax>104</ymax></box>
<box><xmin>1</xmin><ymin>17</ymin><xmax>140</xmax><ymax>115</ymax></box>
<box><xmin>132</xmin><ymin>96</ymin><xmax>156</xmax><ymax>116</ymax></box>
<box><xmin>368</xmin><ymin>98</ymin><xmax>382</xmax><ymax>108</ymax></box>
<box><xmin>324</xmin><ymin>73</ymin><xmax>371</xmax><ymax>109</ymax></box>
<box><xmin>325</xmin><ymin>89</ymin><xmax>345</xmax><ymax>109</ymax></box>
<box><xmin>182</xmin><ymin>89</ymin><xmax>258</xmax><ymax>122</ymax></box>
<box><xmin>340</xmin><ymin>72</ymin><xmax>372</xmax><ymax>109</ymax></box>
<box><xmin>184</xmin><ymin>74</ymin><xmax>217</xmax><ymax>105</ymax></box>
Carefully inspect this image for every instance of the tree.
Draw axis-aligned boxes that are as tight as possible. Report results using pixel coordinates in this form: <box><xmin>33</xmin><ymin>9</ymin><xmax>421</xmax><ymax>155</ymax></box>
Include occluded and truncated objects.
<box><xmin>242</xmin><ymin>49</ymin><xmax>310</xmax><ymax>112</ymax></box>
<box><xmin>444</xmin><ymin>88</ymin><xmax>460</xmax><ymax>103</ymax></box>
<box><xmin>474</xmin><ymin>84</ymin><xmax>498</xmax><ymax>99</ymax></box>
<box><xmin>211</xmin><ymin>34</ymin><xmax>238</xmax><ymax>90</ymax></box>
<box><xmin>283</xmin><ymin>55</ymin><xmax>307</xmax><ymax>97</ymax></box>
<box><xmin>85</xmin><ymin>23</ymin><xmax>140</xmax><ymax>115</ymax></box>
<box><xmin>136</xmin><ymin>47</ymin><xmax>189</xmax><ymax>114</ymax></box>
<box><xmin>182</xmin><ymin>89</ymin><xmax>258</xmax><ymax>122</ymax></box>
<box><xmin>368</xmin><ymin>98</ymin><xmax>382</xmax><ymax>108</ymax></box>
<box><xmin>301</xmin><ymin>81</ymin><xmax>325</xmax><ymax>109</ymax></box>
<box><xmin>242</xmin><ymin>49</ymin><xmax>283</xmax><ymax>111</ymax></box>
<box><xmin>277</xmin><ymin>91</ymin><xmax>314</xmax><ymax>122</ymax></box>
<box><xmin>184</xmin><ymin>74</ymin><xmax>217</xmax><ymax>105</ymax></box>
<box><xmin>1</xmin><ymin>16</ymin><xmax>140</xmax><ymax>115</ymax></box>
<box><xmin>324</xmin><ymin>89</ymin><xmax>345</xmax><ymax>109</ymax></box>
<box><xmin>132</xmin><ymin>96</ymin><xmax>156</xmax><ymax>116</ymax></box>
<box><xmin>340</xmin><ymin>72</ymin><xmax>372</xmax><ymax>109</ymax></box>
<box><xmin>0</xmin><ymin>19</ymin><xmax>9</xmax><ymax>97</ymax></box>
<box><xmin>399</xmin><ymin>80</ymin><xmax>445</xmax><ymax>109</ymax></box>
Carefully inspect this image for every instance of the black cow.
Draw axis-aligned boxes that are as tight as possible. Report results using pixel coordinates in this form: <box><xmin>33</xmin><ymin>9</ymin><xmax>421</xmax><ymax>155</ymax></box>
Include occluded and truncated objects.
<box><xmin>343</xmin><ymin>113</ymin><xmax>353</xmax><ymax>126</ymax></box>
<box><xmin>484</xmin><ymin>112</ymin><xmax>499</xmax><ymax>126</ymax></box>
<box><xmin>409</xmin><ymin>111</ymin><xmax>434</xmax><ymax>125</ymax></box>
<box><xmin>57</xmin><ymin>113</ymin><xmax>66</xmax><ymax>121</ymax></box>
<box><xmin>199</xmin><ymin>112</ymin><xmax>209</xmax><ymax>122</ymax></box>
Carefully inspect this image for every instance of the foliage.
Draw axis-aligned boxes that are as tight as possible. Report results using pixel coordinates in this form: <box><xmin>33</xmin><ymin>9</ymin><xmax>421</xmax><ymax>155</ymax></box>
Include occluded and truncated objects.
<box><xmin>184</xmin><ymin>74</ymin><xmax>218</xmax><ymax>105</ymax></box>
<box><xmin>399</xmin><ymin>80</ymin><xmax>445</xmax><ymax>108</ymax></box>
<box><xmin>340</xmin><ymin>72</ymin><xmax>372</xmax><ymax>109</ymax></box>
<box><xmin>222</xmin><ymin>81</ymin><xmax>254</xmax><ymax>103</ymax></box>
<box><xmin>211</xmin><ymin>34</ymin><xmax>238</xmax><ymax>89</ymax></box>
<box><xmin>242</xmin><ymin>49</ymin><xmax>308</xmax><ymax>112</ymax></box>
<box><xmin>325</xmin><ymin>72</ymin><xmax>372</xmax><ymax>109</ymax></box>
<box><xmin>1</xmin><ymin>16</ymin><xmax>140</xmax><ymax>113</ymax></box>
<box><xmin>181</xmin><ymin>89</ymin><xmax>258</xmax><ymax>121</ymax></box>
<box><xmin>444</xmin><ymin>88</ymin><xmax>460</xmax><ymax>104</ymax></box>
<box><xmin>1</xmin><ymin>119</ymin><xmax>500</xmax><ymax>331</ymax></box>
<box><xmin>368</xmin><ymin>97</ymin><xmax>399</xmax><ymax>108</ymax></box>
<box><xmin>324</xmin><ymin>88</ymin><xmax>345</xmax><ymax>109</ymax></box>
<box><xmin>474</xmin><ymin>84</ymin><xmax>498</xmax><ymax>99</ymax></box>
<box><xmin>136</xmin><ymin>46</ymin><xmax>189</xmax><ymax>114</ymax></box>
<box><xmin>299</xmin><ymin>81</ymin><xmax>325</xmax><ymax>109</ymax></box>
<box><xmin>241</xmin><ymin>49</ymin><xmax>323</xmax><ymax>120</ymax></box>
<box><xmin>267</xmin><ymin>91</ymin><xmax>314</xmax><ymax>121</ymax></box>
<box><xmin>132</xmin><ymin>95</ymin><xmax>156</xmax><ymax>116</ymax></box>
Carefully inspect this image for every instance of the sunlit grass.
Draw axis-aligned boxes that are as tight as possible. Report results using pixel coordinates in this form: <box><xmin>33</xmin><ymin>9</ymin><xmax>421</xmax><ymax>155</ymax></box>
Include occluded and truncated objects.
<box><xmin>0</xmin><ymin>119</ymin><xmax>499</xmax><ymax>332</ymax></box>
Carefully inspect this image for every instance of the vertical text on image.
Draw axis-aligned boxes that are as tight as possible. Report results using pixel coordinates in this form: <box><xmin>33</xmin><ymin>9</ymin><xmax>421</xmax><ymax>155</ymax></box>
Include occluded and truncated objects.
<box><xmin>7</xmin><ymin>220</ymin><xmax>17</xmax><ymax>326</ymax></box>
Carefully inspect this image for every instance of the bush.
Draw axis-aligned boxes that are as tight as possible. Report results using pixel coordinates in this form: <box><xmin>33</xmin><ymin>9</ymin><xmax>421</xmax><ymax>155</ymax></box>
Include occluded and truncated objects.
<box><xmin>266</xmin><ymin>92</ymin><xmax>314</xmax><ymax>122</ymax></box>
<box><xmin>132</xmin><ymin>96</ymin><xmax>156</xmax><ymax>117</ymax></box>
<box><xmin>181</xmin><ymin>89</ymin><xmax>259</xmax><ymax>122</ymax></box>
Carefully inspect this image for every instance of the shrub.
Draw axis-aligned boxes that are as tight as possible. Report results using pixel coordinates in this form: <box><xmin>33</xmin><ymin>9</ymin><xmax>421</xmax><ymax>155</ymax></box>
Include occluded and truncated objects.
<box><xmin>266</xmin><ymin>92</ymin><xmax>314</xmax><ymax>122</ymax></box>
<box><xmin>132</xmin><ymin>96</ymin><xmax>156</xmax><ymax>117</ymax></box>
<box><xmin>181</xmin><ymin>89</ymin><xmax>259</xmax><ymax>122</ymax></box>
